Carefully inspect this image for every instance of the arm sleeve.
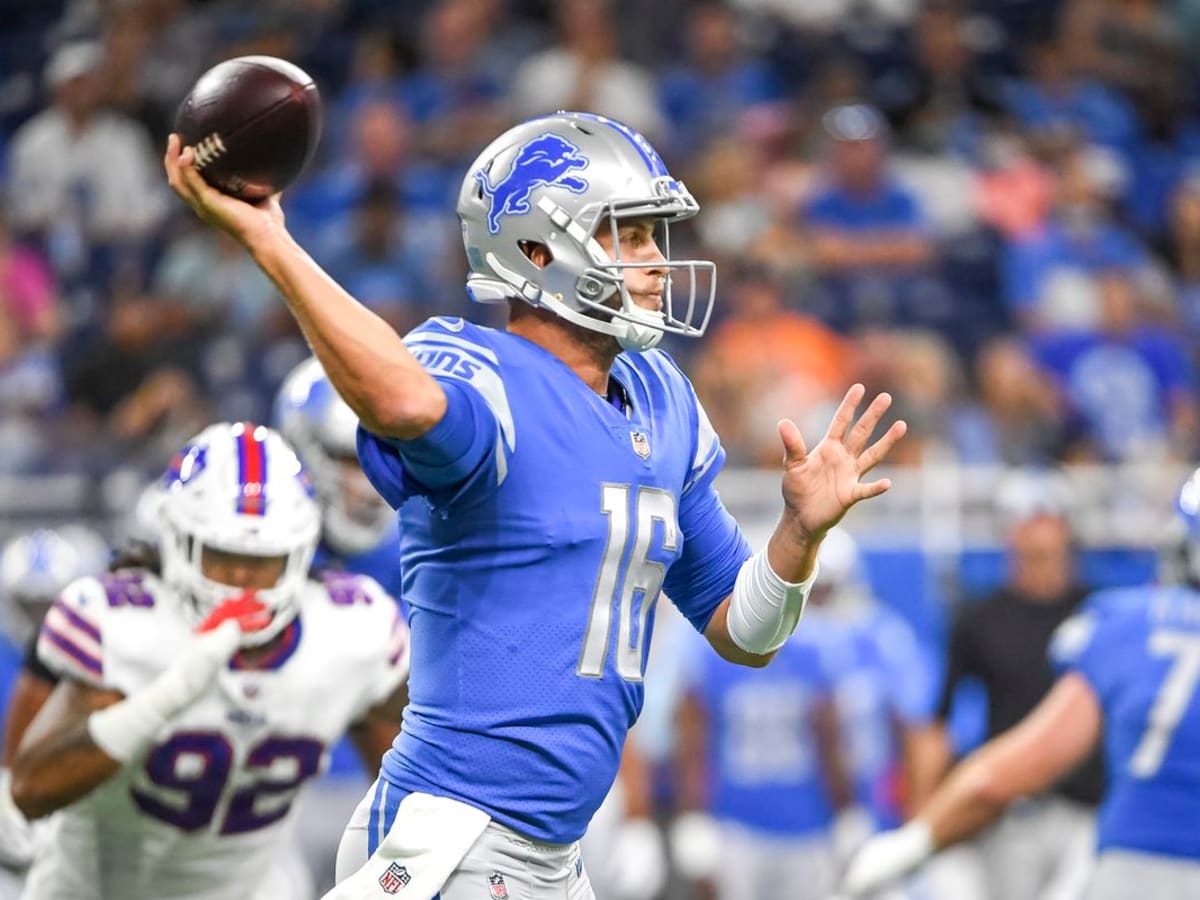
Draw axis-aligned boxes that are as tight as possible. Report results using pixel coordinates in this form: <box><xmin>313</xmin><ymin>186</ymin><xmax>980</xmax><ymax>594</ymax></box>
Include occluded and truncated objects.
<box><xmin>35</xmin><ymin>579</ymin><xmax>108</xmax><ymax>690</ymax></box>
<box><xmin>357</xmin><ymin>379</ymin><xmax>498</xmax><ymax>506</ymax></box>
<box><xmin>662</xmin><ymin>373</ymin><xmax>752</xmax><ymax>632</ymax></box>
<box><xmin>355</xmin><ymin>321</ymin><xmax>515</xmax><ymax>508</ymax></box>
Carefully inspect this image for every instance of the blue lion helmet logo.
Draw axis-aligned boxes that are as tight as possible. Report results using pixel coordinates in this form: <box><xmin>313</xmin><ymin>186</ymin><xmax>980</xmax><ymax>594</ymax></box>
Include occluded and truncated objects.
<box><xmin>475</xmin><ymin>132</ymin><xmax>589</xmax><ymax>235</ymax></box>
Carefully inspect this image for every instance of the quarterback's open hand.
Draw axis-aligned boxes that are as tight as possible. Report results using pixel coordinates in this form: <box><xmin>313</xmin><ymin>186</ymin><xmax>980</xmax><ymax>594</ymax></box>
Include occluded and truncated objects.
<box><xmin>778</xmin><ymin>384</ymin><xmax>906</xmax><ymax>542</ymax></box>
<box><xmin>164</xmin><ymin>134</ymin><xmax>284</xmax><ymax>247</ymax></box>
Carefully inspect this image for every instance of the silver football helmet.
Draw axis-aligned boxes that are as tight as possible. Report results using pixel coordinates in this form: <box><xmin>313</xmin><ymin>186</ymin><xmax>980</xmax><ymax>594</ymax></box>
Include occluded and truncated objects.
<box><xmin>458</xmin><ymin>111</ymin><xmax>716</xmax><ymax>352</ymax></box>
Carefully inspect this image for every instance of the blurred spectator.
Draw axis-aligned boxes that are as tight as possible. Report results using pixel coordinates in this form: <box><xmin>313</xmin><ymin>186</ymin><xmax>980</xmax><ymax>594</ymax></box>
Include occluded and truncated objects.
<box><xmin>509</xmin><ymin>0</ymin><xmax>664</xmax><ymax>140</ymax></box>
<box><xmin>689</xmin><ymin>137</ymin><xmax>775</xmax><ymax>257</ymax></box>
<box><xmin>153</xmin><ymin>222</ymin><xmax>280</xmax><ymax>335</ymax></box>
<box><xmin>1028</xmin><ymin>272</ymin><xmax>1199</xmax><ymax>463</ymax></box>
<box><xmin>658</xmin><ymin>3</ymin><xmax>782</xmax><ymax>162</ymax></box>
<box><xmin>318</xmin><ymin>178</ymin><xmax>448</xmax><ymax>333</ymax></box>
<box><xmin>100</xmin><ymin>0</ymin><xmax>214</xmax><ymax>143</ymax></box>
<box><xmin>1003</xmin><ymin>143</ymin><xmax>1149</xmax><ymax>332</ymax></box>
<box><xmin>1002</xmin><ymin>31</ymin><xmax>1140</xmax><ymax>157</ymax></box>
<box><xmin>975</xmin><ymin>125</ymin><xmax>1056</xmax><ymax>241</ymax></box>
<box><xmin>796</xmin><ymin>103</ymin><xmax>936</xmax><ymax>331</ymax></box>
<box><xmin>1061</xmin><ymin>0</ymin><xmax>1182</xmax><ymax>111</ymax></box>
<box><xmin>691</xmin><ymin>264</ymin><xmax>851</xmax><ymax>465</ymax></box>
<box><xmin>909</xmin><ymin>480</ymin><xmax>1104</xmax><ymax>900</ymax></box>
<box><xmin>0</xmin><ymin>209</ymin><xmax>59</xmax><ymax>346</ymax></box>
<box><xmin>874</xmin><ymin>2</ymin><xmax>1005</xmax><ymax>156</ymax></box>
<box><xmin>5</xmin><ymin>42</ymin><xmax>167</xmax><ymax>277</ymax></box>
<box><xmin>400</xmin><ymin>0</ymin><xmax>508</xmax><ymax>167</ymax></box>
<box><xmin>949</xmin><ymin>337</ymin><xmax>1068</xmax><ymax>465</ymax></box>
<box><xmin>63</xmin><ymin>292</ymin><xmax>208</xmax><ymax>468</ymax></box>
<box><xmin>287</xmin><ymin>99</ymin><xmax>450</xmax><ymax>249</ymax></box>
<box><xmin>1170</xmin><ymin>176</ymin><xmax>1200</xmax><ymax>337</ymax></box>
<box><xmin>852</xmin><ymin>328</ymin><xmax>961</xmax><ymax>466</ymax></box>
<box><xmin>801</xmin><ymin>103</ymin><xmax>934</xmax><ymax>278</ymax></box>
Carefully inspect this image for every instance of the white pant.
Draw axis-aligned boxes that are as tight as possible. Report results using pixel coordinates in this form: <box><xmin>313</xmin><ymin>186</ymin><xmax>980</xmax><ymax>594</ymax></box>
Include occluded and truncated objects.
<box><xmin>333</xmin><ymin>780</ymin><xmax>595</xmax><ymax>900</ymax></box>
<box><xmin>712</xmin><ymin>821</ymin><xmax>836</xmax><ymax>900</ymax></box>
<box><xmin>977</xmin><ymin>796</ymin><xmax>1096</xmax><ymax>900</ymax></box>
<box><xmin>1085</xmin><ymin>850</ymin><xmax>1200</xmax><ymax>900</ymax></box>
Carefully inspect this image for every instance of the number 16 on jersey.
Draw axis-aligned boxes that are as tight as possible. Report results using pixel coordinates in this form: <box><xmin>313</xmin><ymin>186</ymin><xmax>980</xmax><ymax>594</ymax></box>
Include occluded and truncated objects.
<box><xmin>577</xmin><ymin>484</ymin><xmax>678</xmax><ymax>682</ymax></box>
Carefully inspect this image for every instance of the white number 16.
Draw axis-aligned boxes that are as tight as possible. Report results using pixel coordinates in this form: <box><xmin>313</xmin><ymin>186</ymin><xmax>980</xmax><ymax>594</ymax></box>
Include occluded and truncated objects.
<box><xmin>577</xmin><ymin>484</ymin><xmax>678</xmax><ymax>681</ymax></box>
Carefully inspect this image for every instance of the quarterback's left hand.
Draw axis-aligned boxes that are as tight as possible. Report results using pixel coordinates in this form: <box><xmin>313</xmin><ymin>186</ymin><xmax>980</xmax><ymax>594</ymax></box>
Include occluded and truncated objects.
<box><xmin>778</xmin><ymin>384</ymin><xmax>905</xmax><ymax>544</ymax></box>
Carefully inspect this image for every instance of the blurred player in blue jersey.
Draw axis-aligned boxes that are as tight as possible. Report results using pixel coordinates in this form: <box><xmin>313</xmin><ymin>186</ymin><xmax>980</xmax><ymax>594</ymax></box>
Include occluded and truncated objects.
<box><xmin>671</xmin><ymin>604</ymin><xmax>854</xmax><ymax>900</ymax></box>
<box><xmin>274</xmin><ymin>357</ymin><xmax>403</xmax><ymax>607</ymax></box>
<box><xmin>841</xmin><ymin>468</ymin><xmax>1200</xmax><ymax>900</ymax></box>
<box><xmin>165</xmin><ymin>110</ymin><xmax>906</xmax><ymax>900</ymax></box>
<box><xmin>803</xmin><ymin>529</ymin><xmax>935</xmax><ymax>833</ymax></box>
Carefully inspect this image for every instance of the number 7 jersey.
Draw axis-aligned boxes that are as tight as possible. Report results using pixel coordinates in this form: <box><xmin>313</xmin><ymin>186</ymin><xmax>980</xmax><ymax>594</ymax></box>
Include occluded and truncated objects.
<box><xmin>357</xmin><ymin>318</ymin><xmax>752</xmax><ymax>844</ymax></box>
<box><xmin>30</xmin><ymin>569</ymin><xmax>409</xmax><ymax>900</ymax></box>
<box><xmin>1052</xmin><ymin>585</ymin><xmax>1200</xmax><ymax>861</ymax></box>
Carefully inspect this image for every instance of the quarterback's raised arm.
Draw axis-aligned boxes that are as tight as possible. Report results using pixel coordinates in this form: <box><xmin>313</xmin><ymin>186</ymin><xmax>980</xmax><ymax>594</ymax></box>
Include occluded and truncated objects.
<box><xmin>163</xmin><ymin>135</ymin><xmax>444</xmax><ymax>440</ymax></box>
<box><xmin>707</xmin><ymin>384</ymin><xmax>906</xmax><ymax>666</ymax></box>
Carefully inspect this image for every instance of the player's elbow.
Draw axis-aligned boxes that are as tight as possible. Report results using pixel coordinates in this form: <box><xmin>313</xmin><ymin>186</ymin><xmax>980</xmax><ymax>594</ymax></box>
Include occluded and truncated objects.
<box><xmin>10</xmin><ymin>764</ymin><xmax>56</xmax><ymax>820</ymax></box>
<box><xmin>959</xmin><ymin>759</ymin><xmax>1015</xmax><ymax>814</ymax></box>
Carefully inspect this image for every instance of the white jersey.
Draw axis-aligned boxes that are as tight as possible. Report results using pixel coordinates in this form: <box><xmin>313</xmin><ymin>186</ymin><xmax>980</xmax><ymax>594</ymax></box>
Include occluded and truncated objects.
<box><xmin>27</xmin><ymin>569</ymin><xmax>409</xmax><ymax>900</ymax></box>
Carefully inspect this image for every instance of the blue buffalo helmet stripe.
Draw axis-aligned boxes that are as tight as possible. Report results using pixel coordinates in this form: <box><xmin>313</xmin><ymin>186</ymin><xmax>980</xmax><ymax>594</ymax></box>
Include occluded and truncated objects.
<box><xmin>235</xmin><ymin>423</ymin><xmax>268</xmax><ymax>516</ymax></box>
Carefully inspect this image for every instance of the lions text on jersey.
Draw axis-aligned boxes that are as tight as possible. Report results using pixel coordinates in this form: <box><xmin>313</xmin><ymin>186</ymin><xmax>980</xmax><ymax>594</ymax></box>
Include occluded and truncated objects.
<box><xmin>357</xmin><ymin>317</ymin><xmax>751</xmax><ymax>843</ymax></box>
<box><xmin>31</xmin><ymin>569</ymin><xmax>408</xmax><ymax>900</ymax></box>
<box><xmin>1052</xmin><ymin>585</ymin><xmax>1200</xmax><ymax>861</ymax></box>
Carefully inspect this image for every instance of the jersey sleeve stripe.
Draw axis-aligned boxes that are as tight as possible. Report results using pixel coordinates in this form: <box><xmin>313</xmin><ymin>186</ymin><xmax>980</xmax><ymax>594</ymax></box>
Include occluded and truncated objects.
<box><xmin>44</xmin><ymin>604</ymin><xmax>102</xmax><ymax>657</ymax></box>
<box><xmin>50</xmin><ymin>597</ymin><xmax>101</xmax><ymax>643</ymax></box>
<box><xmin>39</xmin><ymin>624</ymin><xmax>103</xmax><ymax>677</ymax></box>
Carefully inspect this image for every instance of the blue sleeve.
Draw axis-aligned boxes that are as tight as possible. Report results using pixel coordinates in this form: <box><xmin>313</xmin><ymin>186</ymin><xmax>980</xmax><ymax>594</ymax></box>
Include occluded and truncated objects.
<box><xmin>663</xmin><ymin>446</ymin><xmax>753</xmax><ymax>635</ymax></box>
<box><xmin>356</xmin><ymin>379</ymin><xmax>498</xmax><ymax>509</ymax></box>
<box><xmin>875</xmin><ymin>614</ymin><xmax>937</xmax><ymax>726</ymax></box>
<box><xmin>1050</xmin><ymin>591</ymin><xmax>1138</xmax><ymax>701</ymax></box>
<box><xmin>1003</xmin><ymin>238</ymin><xmax>1043</xmax><ymax>313</ymax></box>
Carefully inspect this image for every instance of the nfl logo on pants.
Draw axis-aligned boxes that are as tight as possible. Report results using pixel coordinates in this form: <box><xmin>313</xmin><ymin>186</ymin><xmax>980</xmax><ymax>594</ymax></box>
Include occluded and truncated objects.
<box><xmin>378</xmin><ymin>862</ymin><xmax>411</xmax><ymax>894</ymax></box>
<box><xmin>488</xmin><ymin>872</ymin><xmax>509</xmax><ymax>899</ymax></box>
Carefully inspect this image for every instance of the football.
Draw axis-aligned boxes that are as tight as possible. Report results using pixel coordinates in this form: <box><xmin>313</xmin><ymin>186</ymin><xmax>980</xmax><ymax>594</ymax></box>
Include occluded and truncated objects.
<box><xmin>175</xmin><ymin>55</ymin><xmax>322</xmax><ymax>202</ymax></box>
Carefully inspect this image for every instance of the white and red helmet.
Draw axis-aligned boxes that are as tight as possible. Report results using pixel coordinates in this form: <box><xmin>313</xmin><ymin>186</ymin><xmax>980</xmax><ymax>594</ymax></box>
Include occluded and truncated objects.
<box><xmin>158</xmin><ymin>422</ymin><xmax>320</xmax><ymax>645</ymax></box>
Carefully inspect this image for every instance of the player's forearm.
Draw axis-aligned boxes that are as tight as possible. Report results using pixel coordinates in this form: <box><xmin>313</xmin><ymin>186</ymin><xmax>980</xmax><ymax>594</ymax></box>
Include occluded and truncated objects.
<box><xmin>11</xmin><ymin>722</ymin><xmax>121</xmax><ymax>819</ymax></box>
<box><xmin>903</xmin><ymin>723</ymin><xmax>953</xmax><ymax>812</ymax></box>
<box><xmin>766</xmin><ymin>516</ymin><xmax>821</xmax><ymax>584</ymax></box>
<box><xmin>246</xmin><ymin>228</ymin><xmax>446</xmax><ymax>440</ymax></box>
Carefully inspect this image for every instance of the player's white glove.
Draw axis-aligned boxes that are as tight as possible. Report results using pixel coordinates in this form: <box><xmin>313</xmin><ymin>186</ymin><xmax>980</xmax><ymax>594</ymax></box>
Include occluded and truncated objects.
<box><xmin>88</xmin><ymin>592</ymin><xmax>270</xmax><ymax>763</ymax></box>
<box><xmin>608</xmin><ymin>817</ymin><xmax>667</xmax><ymax>900</ymax></box>
<box><xmin>839</xmin><ymin>820</ymin><xmax>934</xmax><ymax>897</ymax></box>
<box><xmin>668</xmin><ymin>811</ymin><xmax>722</xmax><ymax>881</ymax></box>
<box><xmin>832</xmin><ymin>806</ymin><xmax>877</xmax><ymax>865</ymax></box>
<box><xmin>0</xmin><ymin>768</ymin><xmax>34</xmax><ymax>869</ymax></box>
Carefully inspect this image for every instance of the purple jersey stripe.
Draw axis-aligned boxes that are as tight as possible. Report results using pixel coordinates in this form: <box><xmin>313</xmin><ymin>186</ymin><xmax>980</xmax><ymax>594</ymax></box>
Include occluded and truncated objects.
<box><xmin>41</xmin><ymin>625</ymin><xmax>103</xmax><ymax>676</ymax></box>
<box><xmin>51</xmin><ymin>598</ymin><xmax>102</xmax><ymax>644</ymax></box>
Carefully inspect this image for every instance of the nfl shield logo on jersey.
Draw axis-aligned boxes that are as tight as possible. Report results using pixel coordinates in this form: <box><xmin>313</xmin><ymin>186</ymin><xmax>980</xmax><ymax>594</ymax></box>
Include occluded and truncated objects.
<box><xmin>630</xmin><ymin>430</ymin><xmax>651</xmax><ymax>459</ymax></box>
<box><xmin>488</xmin><ymin>872</ymin><xmax>509</xmax><ymax>899</ymax></box>
<box><xmin>378</xmin><ymin>862</ymin><xmax>411</xmax><ymax>894</ymax></box>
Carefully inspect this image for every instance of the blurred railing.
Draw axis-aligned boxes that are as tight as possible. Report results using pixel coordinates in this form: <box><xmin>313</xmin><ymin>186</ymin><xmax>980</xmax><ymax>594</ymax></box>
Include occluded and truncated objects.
<box><xmin>0</xmin><ymin>463</ymin><xmax>1191</xmax><ymax>552</ymax></box>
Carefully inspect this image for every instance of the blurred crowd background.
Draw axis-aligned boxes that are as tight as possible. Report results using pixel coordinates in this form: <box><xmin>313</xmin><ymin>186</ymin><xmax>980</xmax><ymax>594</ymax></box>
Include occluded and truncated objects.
<box><xmin>2</xmin><ymin>0</ymin><xmax>1200</xmax><ymax>897</ymax></box>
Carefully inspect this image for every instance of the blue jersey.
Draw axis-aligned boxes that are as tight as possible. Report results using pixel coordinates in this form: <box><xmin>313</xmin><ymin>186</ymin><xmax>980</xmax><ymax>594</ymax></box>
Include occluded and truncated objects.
<box><xmin>810</xmin><ymin>606</ymin><xmax>934</xmax><ymax>827</ymax></box>
<box><xmin>1052</xmin><ymin>586</ymin><xmax>1200</xmax><ymax>860</ymax></box>
<box><xmin>357</xmin><ymin>318</ymin><xmax>751</xmax><ymax>843</ymax></box>
<box><xmin>689</xmin><ymin>633</ymin><xmax>836</xmax><ymax>836</ymax></box>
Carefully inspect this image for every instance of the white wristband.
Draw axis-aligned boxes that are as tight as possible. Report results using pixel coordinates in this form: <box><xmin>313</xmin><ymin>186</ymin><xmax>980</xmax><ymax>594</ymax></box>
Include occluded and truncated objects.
<box><xmin>87</xmin><ymin>620</ymin><xmax>240</xmax><ymax>763</ymax></box>
<box><xmin>726</xmin><ymin>550</ymin><xmax>818</xmax><ymax>654</ymax></box>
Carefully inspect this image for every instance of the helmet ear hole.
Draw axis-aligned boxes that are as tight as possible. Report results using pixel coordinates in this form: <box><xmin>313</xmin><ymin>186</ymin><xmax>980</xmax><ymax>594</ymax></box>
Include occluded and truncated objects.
<box><xmin>520</xmin><ymin>240</ymin><xmax>553</xmax><ymax>268</ymax></box>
